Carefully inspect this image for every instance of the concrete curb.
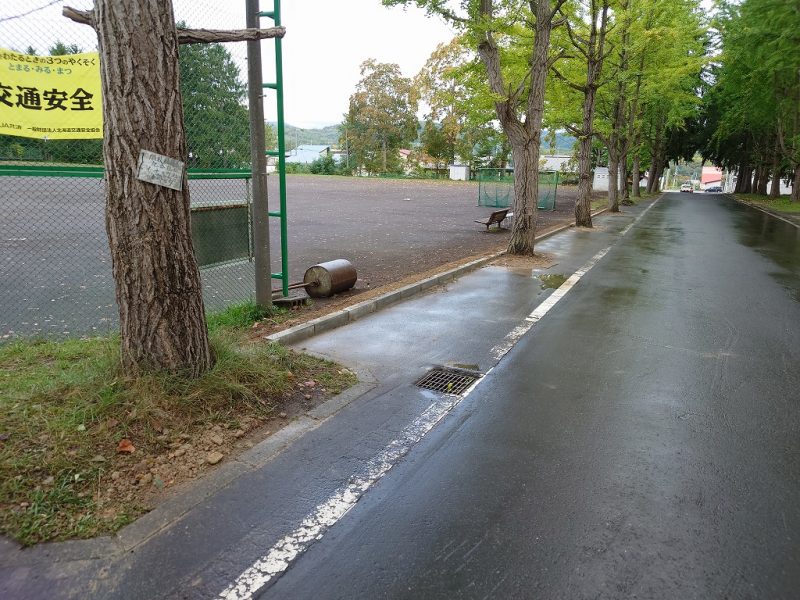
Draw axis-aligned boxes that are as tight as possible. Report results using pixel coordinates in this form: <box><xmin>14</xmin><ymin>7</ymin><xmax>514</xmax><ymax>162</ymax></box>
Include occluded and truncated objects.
<box><xmin>731</xmin><ymin>195</ymin><xmax>800</xmax><ymax>229</ymax></box>
<box><xmin>0</xmin><ymin>206</ymin><xmax>616</xmax><ymax>566</ymax></box>
<box><xmin>0</xmin><ymin>369</ymin><xmax>378</xmax><ymax>567</ymax></box>
<box><xmin>266</xmin><ymin>211</ymin><xmax>611</xmax><ymax>347</ymax></box>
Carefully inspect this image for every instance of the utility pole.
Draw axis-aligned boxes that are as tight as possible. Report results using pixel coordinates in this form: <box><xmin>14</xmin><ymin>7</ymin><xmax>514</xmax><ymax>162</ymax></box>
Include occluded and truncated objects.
<box><xmin>246</xmin><ymin>0</ymin><xmax>272</xmax><ymax>307</ymax></box>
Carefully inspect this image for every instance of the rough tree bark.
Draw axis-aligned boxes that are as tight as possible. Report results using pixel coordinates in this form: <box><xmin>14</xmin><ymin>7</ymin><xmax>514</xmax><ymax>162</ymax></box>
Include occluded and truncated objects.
<box><xmin>95</xmin><ymin>0</ymin><xmax>213</xmax><ymax>376</ymax></box>
<box><xmin>757</xmin><ymin>163</ymin><xmax>769</xmax><ymax>195</ymax></box>
<box><xmin>620</xmin><ymin>156</ymin><xmax>631</xmax><ymax>204</ymax></box>
<box><xmin>65</xmin><ymin>1</ymin><xmax>284</xmax><ymax>376</ymax></box>
<box><xmin>734</xmin><ymin>164</ymin><xmax>746</xmax><ymax>193</ymax></box>
<box><xmin>607</xmin><ymin>151</ymin><xmax>619</xmax><ymax>210</ymax></box>
<box><xmin>64</xmin><ymin>7</ymin><xmax>285</xmax><ymax>43</ymax></box>
<box><xmin>769</xmin><ymin>142</ymin><xmax>781</xmax><ymax>198</ymax></box>
<box><xmin>793</xmin><ymin>166</ymin><xmax>800</xmax><ymax>202</ymax></box>
<box><xmin>554</xmin><ymin>0</ymin><xmax>610</xmax><ymax>227</ymax></box>
<box><xmin>742</xmin><ymin>166</ymin><xmax>753</xmax><ymax>193</ymax></box>
<box><xmin>477</xmin><ymin>0</ymin><xmax>564</xmax><ymax>255</ymax></box>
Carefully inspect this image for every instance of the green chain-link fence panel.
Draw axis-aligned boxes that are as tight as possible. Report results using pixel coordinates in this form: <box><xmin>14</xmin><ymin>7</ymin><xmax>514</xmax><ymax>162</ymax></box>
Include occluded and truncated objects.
<box><xmin>0</xmin><ymin>1</ymin><xmax>262</xmax><ymax>341</ymax></box>
<box><xmin>477</xmin><ymin>169</ymin><xmax>559</xmax><ymax>211</ymax></box>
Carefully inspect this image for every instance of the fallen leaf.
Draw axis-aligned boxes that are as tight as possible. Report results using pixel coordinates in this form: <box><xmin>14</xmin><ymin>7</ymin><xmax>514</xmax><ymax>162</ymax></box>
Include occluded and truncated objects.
<box><xmin>90</xmin><ymin>454</ymin><xmax>107</xmax><ymax>463</ymax></box>
<box><xmin>117</xmin><ymin>439</ymin><xmax>135</xmax><ymax>454</ymax></box>
<box><xmin>106</xmin><ymin>418</ymin><xmax>119</xmax><ymax>429</ymax></box>
<box><xmin>76</xmin><ymin>424</ymin><xmax>86</xmax><ymax>432</ymax></box>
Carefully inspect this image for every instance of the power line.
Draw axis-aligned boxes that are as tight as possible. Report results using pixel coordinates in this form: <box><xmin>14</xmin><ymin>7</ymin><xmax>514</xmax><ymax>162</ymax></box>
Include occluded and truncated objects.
<box><xmin>0</xmin><ymin>0</ymin><xmax>67</xmax><ymax>24</ymax></box>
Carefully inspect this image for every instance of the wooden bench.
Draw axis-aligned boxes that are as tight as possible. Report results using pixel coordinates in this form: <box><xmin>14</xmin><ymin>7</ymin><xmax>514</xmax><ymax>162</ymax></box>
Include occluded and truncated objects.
<box><xmin>475</xmin><ymin>208</ymin><xmax>511</xmax><ymax>230</ymax></box>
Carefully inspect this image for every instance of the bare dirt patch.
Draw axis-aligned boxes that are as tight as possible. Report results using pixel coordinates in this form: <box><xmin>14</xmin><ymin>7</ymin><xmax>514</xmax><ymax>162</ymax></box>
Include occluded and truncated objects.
<box><xmin>489</xmin><ymin>252</ymin><xmax>556</xmax><ymax>271</ymax></box>
<box><xmin>0</xmin><ymin>333</ymin><xmax>356</xmax><ymax>546</ymax></box>
<box><xmin>91</xmin><ymin>366</ymin><xmax>355</xmax><ymax>527</ymax></box>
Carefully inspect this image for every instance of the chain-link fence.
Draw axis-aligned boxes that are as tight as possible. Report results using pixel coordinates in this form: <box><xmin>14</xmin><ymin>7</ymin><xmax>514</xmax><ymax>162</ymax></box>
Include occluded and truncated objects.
<box><xmin>0</xmin><ymin>1</ymin><xmax>263</xmax><ymax>341</ymax></box>
<box><xmin>477</xmin><ymin>168</ymin><xmax>559</xmax><ymax>211</ymax></box>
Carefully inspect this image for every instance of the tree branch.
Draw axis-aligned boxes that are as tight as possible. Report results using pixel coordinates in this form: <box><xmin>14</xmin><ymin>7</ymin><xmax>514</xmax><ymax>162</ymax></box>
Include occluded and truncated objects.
<box><xmin>547</xmin><ymin>48</ymin><xmax>567</xmax><ymax>69</ymax></box>
<box><xmin>551</xmin><ymin>66</ymin><xmax>586</xmax><ymax>93</ymax></box>
<box><xmin>551</xmin><ymin>0</ymin><xmax>569</xmax><ymax>22</ymax></box>
<box><xmin>565</xmin><ymin>20</ymin><xmax>590</xmax><ymax>59</ymax></box>
<box><xmin>63</xmin><ymin>7</ymin><xmax>286</xmax><ymax>43</ymax></box>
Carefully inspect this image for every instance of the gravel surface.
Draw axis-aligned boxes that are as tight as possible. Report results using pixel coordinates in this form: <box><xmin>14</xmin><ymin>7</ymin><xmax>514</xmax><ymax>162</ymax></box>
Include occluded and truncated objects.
<box><xmin>1</xmin><ymin>173</ymin><xmax>595</xmax><ymax>338</ymax></box>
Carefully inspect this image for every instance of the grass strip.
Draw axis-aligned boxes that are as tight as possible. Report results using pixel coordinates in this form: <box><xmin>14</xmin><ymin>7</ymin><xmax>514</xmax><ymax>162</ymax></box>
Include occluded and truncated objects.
<box><xmin>735</xmin><ymin>193</ymin><xmax>800</xmax><ymax>214</ymax></box>
<box><xmin>0</xmin><ymin>302</ymin><xmax>356</xmax><ymax>545</ymax></box>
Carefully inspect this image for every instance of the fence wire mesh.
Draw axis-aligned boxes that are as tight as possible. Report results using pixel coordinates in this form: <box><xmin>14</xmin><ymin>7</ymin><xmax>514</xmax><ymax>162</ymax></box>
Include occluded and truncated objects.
<box><xmin>477</xmin><ymin>169</ymin><xmax>559</xmax><ymax>211</ymax></box>
<box><xmin>1</xmin><ymin>1</ymin><xmax>262</xmax><ymax>341</ymax></box>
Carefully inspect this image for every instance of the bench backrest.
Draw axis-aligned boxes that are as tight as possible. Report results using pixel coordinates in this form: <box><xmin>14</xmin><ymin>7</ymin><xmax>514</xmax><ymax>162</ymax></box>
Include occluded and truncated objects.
<box><xmin>488</xmin><ymin>209</ymin><xmax>509</xmax><ymax>223</ymax></box>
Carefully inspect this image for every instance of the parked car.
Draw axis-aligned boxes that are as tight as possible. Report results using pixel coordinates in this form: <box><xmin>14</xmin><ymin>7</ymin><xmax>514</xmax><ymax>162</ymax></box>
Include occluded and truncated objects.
<box><xmin>705</xmin><ymin>186</ymin><xmax>723</xmax><ymax>193</ymax></box>
<box><xmin>680</xmin><ymin>182</ymin><xmax>694</xmax><ymax>193</ymax></box>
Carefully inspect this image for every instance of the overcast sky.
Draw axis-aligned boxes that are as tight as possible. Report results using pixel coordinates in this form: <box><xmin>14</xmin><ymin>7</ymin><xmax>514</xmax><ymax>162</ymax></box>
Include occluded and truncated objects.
<box><xmin>1</xmin><ymin>1</ymin><xmax>714</xmax><ymax>130</ymax></box>
<box><xmin>1</xmin><ymin>0</ymin><xmax>456</xmax><ymax>129</ymax></box>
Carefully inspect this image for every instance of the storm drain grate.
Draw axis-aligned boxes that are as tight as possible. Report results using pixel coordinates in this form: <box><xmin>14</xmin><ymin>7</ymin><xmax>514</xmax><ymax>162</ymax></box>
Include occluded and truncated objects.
<box><xmin>415</xmin><ymin>367</ymin><xmax>481</xmax><ymax>396</ymax></box>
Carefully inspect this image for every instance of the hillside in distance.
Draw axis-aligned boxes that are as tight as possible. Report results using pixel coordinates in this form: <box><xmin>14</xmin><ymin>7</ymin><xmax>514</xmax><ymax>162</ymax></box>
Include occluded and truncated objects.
<box><xmin>270</xmin><ymin>123</ymin><xmax>341</xmax><ymax>148</ymax></box>
<box><xmin>271</xmin><ymin>123</ymin><xmax>576</xmax><ymax>155</ymax></box>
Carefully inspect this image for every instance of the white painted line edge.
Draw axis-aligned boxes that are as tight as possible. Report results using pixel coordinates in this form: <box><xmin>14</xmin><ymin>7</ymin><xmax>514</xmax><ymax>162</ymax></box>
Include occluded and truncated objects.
<box><xmin>218</xmin><ymin>377</ymin><xmax>486</xmax><ymax>600</ymax></box>
<box><xmin>218</xmin><ymin>197</ymin><xmax>660</xmax><ymax>600</ymax></box>
<box><xmin>489</xmin><ymin>197</ymin><xmax>660</xmax><ymax>361</ymax></box>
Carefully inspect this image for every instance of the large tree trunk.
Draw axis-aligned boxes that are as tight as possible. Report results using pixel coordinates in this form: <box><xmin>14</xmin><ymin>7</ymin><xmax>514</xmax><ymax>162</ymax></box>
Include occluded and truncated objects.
<box><xmin>620</xmin><ymin>153</ymin><xmax>633</xmax><ymax>204</ymax></box>
<box><xmin>646</xmin><ymin>159</ymin><xmax>658</xmax><ymax>194</ymax></box>
<box><xmin>734</xmin><ymin>164</ymin><xmax>745</xmax><ymax>193</ymax></box>
<box><xmin>478</xmin><ymin>0</ymin><xmax>558</xmax><ymax>255</ymax></box>
<box><xmin>573</xmin><ymin>1</ymin><xmax>609</xmax><ymax>228</ymax></box>
<box><xmin>508</xmin><ymin>140</ymin><xmax>539</xmax><ymax>251</ymax></box>
<box><xmin>575</xmin><ymin>83</ymin><xmax>598</xmax><ymax>227</ymax></box>
<box><xmin>792</xmin><ymin>165</ymin><xmax>800</xmax><ymax>202</ymax></box>
<box><xmin>757</xmin><ymin>165</ymin><xmax>769</xmax><ymax>195</ymax></box>
<box><xmin>742</xmin><ymin>166</ymin><xmax>753</xmax><ymax>193</ymax></box>
<box><xmin>632</xmin><ymin>154</ymin><xmax>641</xmax><ymax>198</ymax></box>
<box><xmin>655</xmin><ymin>161</ymin><xmax>666</xmax><ymax>192</ymax></box>
<box><xmin>607</xmin><ymin>152</ymin><xmax>619</xmax><ymax>213</ymax></box>
<box><xmin>575</xmin><ymin>128</ymin><xmax>595</xmax><ymax>224</ymax></box>
<box><xmin>94</xmin><ymin>0</ymin><xmax>214</xmax><ymax>376</ymax></box>
<box><xmin>770</xmin><ymin>146</ymin><xmax>781</xmax><ymax>198</ymax></box>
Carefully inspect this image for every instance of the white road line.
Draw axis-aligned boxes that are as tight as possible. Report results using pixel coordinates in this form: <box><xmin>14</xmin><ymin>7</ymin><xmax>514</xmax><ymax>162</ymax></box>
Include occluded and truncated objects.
<box><xmin>218</xmin><ymin>197</ymin><xmax>660</xmax><ymax>600</ymax></box>
<box><xmin>490</xmin><ymin>196</ymin><xmax>660</xmax><ymax>361</ymax></box>
<box><xmin>218</xmin><ymin>377</ymin><xmax>487</xmax><ymax>600</ymax></box>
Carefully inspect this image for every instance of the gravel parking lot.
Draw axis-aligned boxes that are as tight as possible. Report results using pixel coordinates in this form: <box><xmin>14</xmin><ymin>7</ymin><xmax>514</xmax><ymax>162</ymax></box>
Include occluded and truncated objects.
<box><xmin>1</xmin><ymin>173</ymin><xmax>589</xmax><ymax>338</ymax></box>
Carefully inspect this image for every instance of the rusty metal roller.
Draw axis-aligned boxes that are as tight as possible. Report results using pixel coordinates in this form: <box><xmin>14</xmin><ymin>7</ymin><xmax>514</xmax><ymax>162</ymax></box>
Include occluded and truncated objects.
<box><xmin>303</xmin><ymin>259</ymin><xmax>357</xmax><ymax>298</ymax></box>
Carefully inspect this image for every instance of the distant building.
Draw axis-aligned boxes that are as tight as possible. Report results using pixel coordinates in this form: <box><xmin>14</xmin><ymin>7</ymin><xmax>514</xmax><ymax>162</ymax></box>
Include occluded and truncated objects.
<box><xmin>449</xmin><ymin>165</ymin><xmax>470</xmax><ymax>181</ymax></box>
<box><xmin>701</xmin><ymin>166</ymin><xmax>723</xmax><ymax>190</ymax></box>
<box><xmin>285</xmin><ymin>144</ymin><xmax>332</xmax><ymax>165</ymax></box>
<box><xmin>593</xmin><ymin>166</ymin><xmax>609</xmax><ymax>191</ymax></box>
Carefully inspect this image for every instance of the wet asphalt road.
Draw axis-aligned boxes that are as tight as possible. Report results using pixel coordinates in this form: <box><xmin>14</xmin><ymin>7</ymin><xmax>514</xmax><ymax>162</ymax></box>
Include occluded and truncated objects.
<box><xmin>259</xmin><ymin>193</ymin><xmax>800</xmax><ymax>599</ymax></box>
<box><xmin>3</xmin><ymin>193</ymin><xmax>799</xmax><ymax>600</ymax></box>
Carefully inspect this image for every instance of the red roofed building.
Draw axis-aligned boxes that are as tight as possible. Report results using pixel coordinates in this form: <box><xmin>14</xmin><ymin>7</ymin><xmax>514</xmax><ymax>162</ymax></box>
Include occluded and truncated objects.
<box><xmin>701</xmin><ymin>166</ymin><xmax>723</xmax><ymax>190</ymax></box>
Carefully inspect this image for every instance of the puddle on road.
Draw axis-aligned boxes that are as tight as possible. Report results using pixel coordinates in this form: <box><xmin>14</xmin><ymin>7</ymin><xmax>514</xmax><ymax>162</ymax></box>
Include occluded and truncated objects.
<box><xmin>539</xmin><ymin>273</ymin><xmax>568</xmax><ymax>289</ymax></box>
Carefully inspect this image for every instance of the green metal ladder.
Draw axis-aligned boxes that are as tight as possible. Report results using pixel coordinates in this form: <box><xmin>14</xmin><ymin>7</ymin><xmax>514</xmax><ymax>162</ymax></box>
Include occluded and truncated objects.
<box><xmin>260</xmin><ymin>0</ymin><xmax>289</xmax><ymax>297</ymax></box>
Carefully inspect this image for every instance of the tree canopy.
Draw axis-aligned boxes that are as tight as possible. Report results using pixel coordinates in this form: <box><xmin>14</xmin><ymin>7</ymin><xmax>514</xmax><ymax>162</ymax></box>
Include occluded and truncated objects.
<box><xmin>342</xmin><ymin>59</ymin><xmax>419</xmax><ymax>174</ymax></box>
<box><xmin>178</xmin><ymin>41</ymin><xmax>250</xmax><ymax>170</ymax></box>
<box><xmin>701</xmin><ymin>0</ymin><xmax>800</xmax><ymax>200</ymax></box>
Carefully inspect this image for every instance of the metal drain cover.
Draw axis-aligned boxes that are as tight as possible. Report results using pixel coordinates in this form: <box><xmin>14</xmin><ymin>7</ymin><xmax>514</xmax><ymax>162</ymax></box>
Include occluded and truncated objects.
<box><xmin>416</xmin><ymin>366</ymin><xmax>481</xmax><ymax>395</ymax></box>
